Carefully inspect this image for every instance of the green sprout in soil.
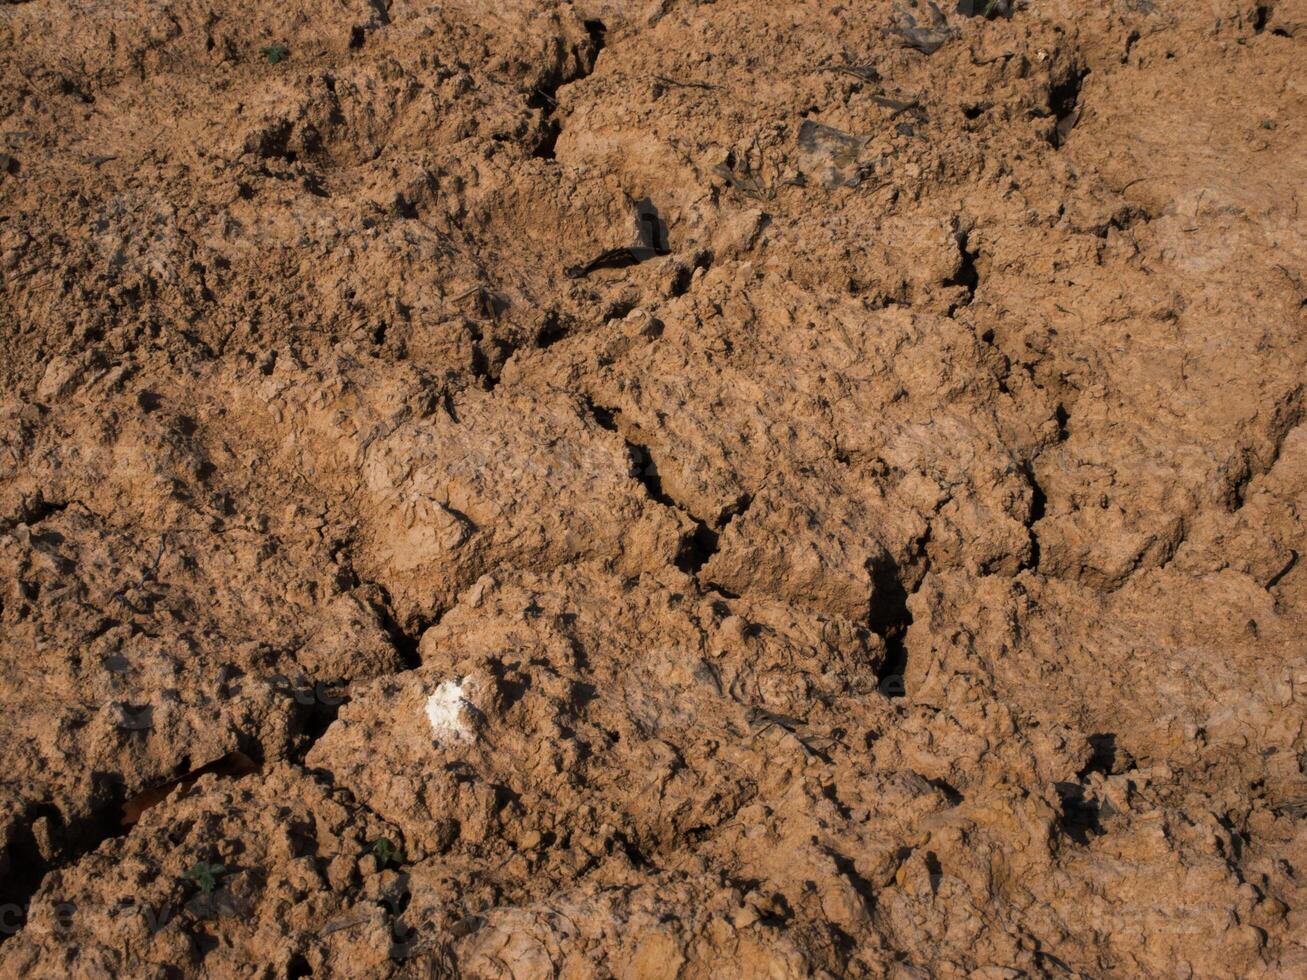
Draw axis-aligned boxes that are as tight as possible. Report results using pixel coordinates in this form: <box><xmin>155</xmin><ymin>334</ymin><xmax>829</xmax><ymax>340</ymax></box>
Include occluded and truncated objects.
<box><xmin>370</xmin><ymin>838</ymin><xmax>402</xmax><ymax>868</ymax></box>
<box><xmin>260</xmin><ymin>44</ymin><xmax>290</xmax><ymax>65</ymax></box>
<box><xmin>183</xmin><ymin>862</ymin><xmax>227</xmax><ymax>895</ymax></box>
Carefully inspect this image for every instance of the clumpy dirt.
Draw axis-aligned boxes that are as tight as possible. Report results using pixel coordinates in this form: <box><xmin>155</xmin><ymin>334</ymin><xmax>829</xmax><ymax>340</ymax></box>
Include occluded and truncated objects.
<box><xmin>1</xmin><ymin>0</ymin><xmax>1305</xmax><ymax>975</ymax></box>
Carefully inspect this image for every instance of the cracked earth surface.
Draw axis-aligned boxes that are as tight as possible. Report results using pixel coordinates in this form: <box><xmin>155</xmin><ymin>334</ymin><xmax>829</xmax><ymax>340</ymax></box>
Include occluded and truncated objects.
<box><xmin>1</xmin><ymin>0</ymin><xmax>1306</xmax><ymax>976</ymax></box>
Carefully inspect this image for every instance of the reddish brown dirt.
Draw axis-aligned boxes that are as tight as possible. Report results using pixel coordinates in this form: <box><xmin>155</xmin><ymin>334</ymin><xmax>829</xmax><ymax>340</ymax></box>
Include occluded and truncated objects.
<box><xmin>1</xmin><ymin>0</ymin><xmax>1306</xmax><ymax>976</ymax></box>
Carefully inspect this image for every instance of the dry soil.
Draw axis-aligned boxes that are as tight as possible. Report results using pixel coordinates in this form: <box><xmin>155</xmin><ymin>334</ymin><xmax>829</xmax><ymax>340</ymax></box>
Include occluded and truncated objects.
<box><xmin>1</xmin><ymin>0</ymin><xmax>1306</xmax><ymax>977</ymax></box>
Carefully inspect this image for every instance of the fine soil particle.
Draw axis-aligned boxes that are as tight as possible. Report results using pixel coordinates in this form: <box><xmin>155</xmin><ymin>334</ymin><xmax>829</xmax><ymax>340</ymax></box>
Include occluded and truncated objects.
<box><xmin>1</xmin><ymin>0</ymin><xmax>1305</xmax><ymax>976</ymax></box>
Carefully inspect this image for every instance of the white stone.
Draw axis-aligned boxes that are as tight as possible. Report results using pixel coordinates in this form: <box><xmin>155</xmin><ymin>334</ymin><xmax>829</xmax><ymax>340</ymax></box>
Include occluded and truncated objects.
<box><xmin>425</xmin><ymin>679</ymin><xmax>475</xmax><ymax>744</ymax></box>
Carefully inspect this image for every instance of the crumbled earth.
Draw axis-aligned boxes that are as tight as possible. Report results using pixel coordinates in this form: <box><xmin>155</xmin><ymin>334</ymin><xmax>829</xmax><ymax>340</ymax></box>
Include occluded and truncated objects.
<box><xmin>1</xmin><ymin>0</ymin><xmax>1305</xmax><ymax>976</ymax></box>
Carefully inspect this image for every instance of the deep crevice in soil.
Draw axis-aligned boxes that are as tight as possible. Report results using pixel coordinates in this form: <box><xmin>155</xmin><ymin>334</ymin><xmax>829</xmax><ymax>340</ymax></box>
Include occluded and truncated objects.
<box><xmin>1021</xmin><ymin>461</ymin><xmax>1048</xmax><ymax>571</ymax></box>
<box><xmin>869</xmin><ymin>558</ymin><xmax>917</xmax><ymax>699</ymax></box>
<box><xmin>4</xmin><ymin>494</ymin><xmax>71</xmax><ymax>530</ymax></box>
<box><xmin>944</xmin><ymin>228</ymin><xmax>980</xmax><ymax>310</ymax></box>
<box><xmin>1049</xmin><ymin>66</ymin><xmax>1088</xmax><ymax>148</ymax></box>
<box><xmin>536</xmin><ymin>310</ymin><xmax>569</xmax><ymax>349</ymax></box>
<box><xmin>624</xmin><ymin>438</ymin><xmax>720</xmax><ymax>574</ymax></box>
<box><xmin>1055</xmin><ymin>781</ymin><xmax>1106</xmax><ymax>845</ymax></box>
<box><xmin>0</xmin><ymin>788</ymin><xmax>130</xmax><ymax>943</ymax></box>
<box><xmin>583</xmin><ymin>399</ymin><xmax>735</xmax><ymax>576</ymax></box>
<box><xmin>529</xmin><ymin>19</ymin><xmax>607</xmax><ymax>160</ymax></box>
<box><xmin>371</xmin><ymin>587</ymin><xmax>429</xmax><ymax>671</ymax></box>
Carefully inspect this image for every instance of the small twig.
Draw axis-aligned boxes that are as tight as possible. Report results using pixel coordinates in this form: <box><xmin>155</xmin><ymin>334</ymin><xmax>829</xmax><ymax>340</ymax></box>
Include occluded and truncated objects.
<box><xmin>713</xmin><ymin>163</ymin><xmax>768</xmax><ymax>201</ymax></box>
<box><xmin>653</xmin><ymin>74</ymin><xmax>717</xmax><ymax>91</ymax></box>
<box><xmin>817</xmin><ymin>63</ymin><xmax>881</xmax><ymax>83</ymax></box>
<box><xmin>448</xmin><ymin>284</ymin><xmax>483</xmax><ymax>303</ymax></box>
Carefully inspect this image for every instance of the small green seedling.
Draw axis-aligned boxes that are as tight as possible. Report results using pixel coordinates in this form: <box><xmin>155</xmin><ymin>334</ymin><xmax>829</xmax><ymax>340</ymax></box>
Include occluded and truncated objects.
<box><xmin>370</xmin><ymin>838</ymin><xmax>401</xmax><ymax>868</ymax></box>
<box><xmin>183</xmin><ymin>862</ymin><xmax>227</xmax><ymax>895</ymax></box>
<box><xmin>260</xmin><ymin>44</ymin><xmax>290</xmax><ymax>65</ymax></box>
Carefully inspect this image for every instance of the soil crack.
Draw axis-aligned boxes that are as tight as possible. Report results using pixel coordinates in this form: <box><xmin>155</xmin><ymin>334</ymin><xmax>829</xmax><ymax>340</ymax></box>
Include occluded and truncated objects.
<box><xmin>1049</xmin><ymin>64</ymin><xmax>1088</xmax><ymax>148</ymax></box>
<box><xmin>530</xmin><ymin>19</ymin><xmax>607</xmax><ymax>160</ymax></box>
<box><xmin>585</xmin><ymin>399</ymin><xmax>747</xmax><ymax>576</ymax></box>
